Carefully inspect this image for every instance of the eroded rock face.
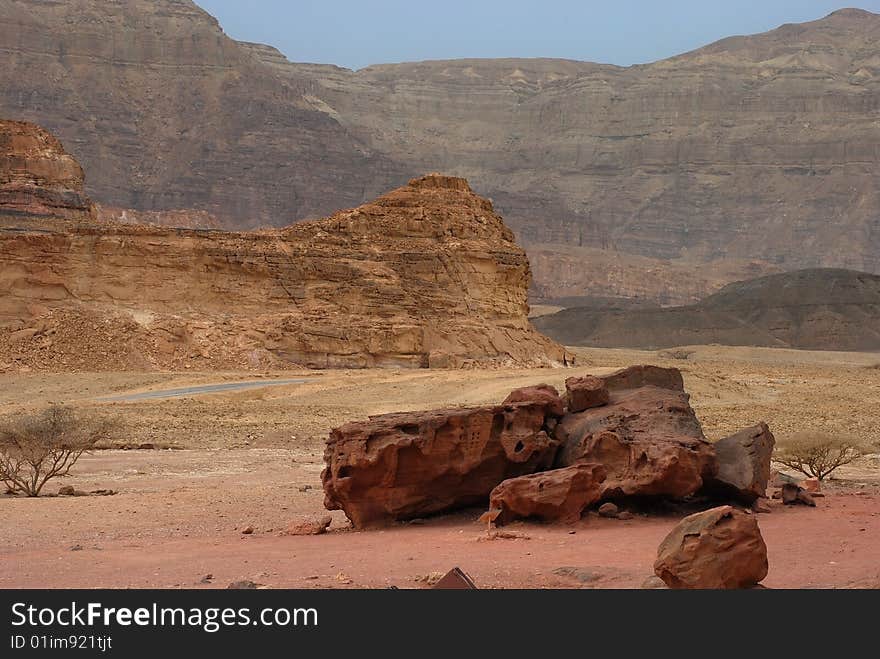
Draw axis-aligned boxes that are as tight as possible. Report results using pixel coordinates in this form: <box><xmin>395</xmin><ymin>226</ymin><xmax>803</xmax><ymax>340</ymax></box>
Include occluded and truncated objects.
<box><xmin>502</xmin><ymin>384</ymin><xmax>565</xmax><ymax>417</ymax></box>
<box><xmin>564</xmin><ymin>376</ymin><xmax>609</xmax><ymax>413</ymax></box>
<box><xmin>554</xmin><ymin>367</ymin><xmax>715</xmax><ymax>499</ymax></box>
<box><xmin>1</xmin><ymin>169</ymin><xmax>566</xmax><ymax>371</ymax></box>
<box><xmin>654</xmin><ymin>506</ymin><xmax>769</xmax><ymax>589</ymax></box>
<box><xmin>705</xmin><ymin>423</ymin><xmax>775</xmax><ymax>502</ymax></box>
<box><xmin>0</xmin><ymin>120</ymin><xmax>92</xmax><ymax>219</ymax></box>
<box><xmin>486</xmin><ymin>463</ymin><xmax>606</xmax><ymax>525</ymax></box>
<box><xmin>322</xmin><ymin>401</ymin><xmax>561</xmax><ymax>528</ymax></box>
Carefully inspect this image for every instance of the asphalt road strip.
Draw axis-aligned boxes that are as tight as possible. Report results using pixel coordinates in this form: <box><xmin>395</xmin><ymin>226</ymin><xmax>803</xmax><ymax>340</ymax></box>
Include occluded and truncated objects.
<box><xmin>96</xmin><ymin>379</ymin><xmax>310</xmax><ymax>402</ymax></box>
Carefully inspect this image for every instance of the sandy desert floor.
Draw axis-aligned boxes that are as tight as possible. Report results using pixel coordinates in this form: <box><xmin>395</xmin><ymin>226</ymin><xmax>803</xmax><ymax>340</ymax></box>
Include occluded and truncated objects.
<box><xmin>1</xmin><ymin>345</ymin><xmax>879</xmax><ymax>589</ymax></box>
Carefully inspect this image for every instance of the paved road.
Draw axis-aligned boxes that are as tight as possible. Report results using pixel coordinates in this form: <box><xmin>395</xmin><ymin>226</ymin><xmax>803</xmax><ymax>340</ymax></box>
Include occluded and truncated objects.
<box><xmin>97</xmin><ymin>378</ymin><xmax>309</xmax><ymax>402</ymax></box>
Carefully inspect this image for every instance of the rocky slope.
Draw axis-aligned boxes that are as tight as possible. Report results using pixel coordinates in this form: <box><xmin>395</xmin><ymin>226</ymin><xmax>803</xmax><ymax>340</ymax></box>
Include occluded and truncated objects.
<box><xmin>534</xmin><ymin>269</ymin><xmax>880</xmax><ymax>351</ymax></box>
<box><xmin>2</xmin><ymin>2</ymin><xmax>879</xmax><ymax>301</ymax></box>
<box><xmin>0</xmin><ymin>122</ymin><xmax>565</xmax><ymax>371</ymax></box>
<box><xmin>0</xmin><ymin>0</ymin><xmax>405</xmax><ymax>228</ymax></box>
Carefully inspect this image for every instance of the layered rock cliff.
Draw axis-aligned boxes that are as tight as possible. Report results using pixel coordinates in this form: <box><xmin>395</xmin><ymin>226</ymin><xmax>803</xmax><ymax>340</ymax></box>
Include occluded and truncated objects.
<box><xmin>2</xmin><ymin>2</ymin><xmax>879</xmax><ymax>302</ymax></box>
<box><xmin>0</xmin><ymin>128</ymin><xmax>566</xmax><ymax>370</ymax></box>
<box><xmin>0</xmin><ymin>119</ymin><xmax>93</xmax><ymax>219</ymax></box>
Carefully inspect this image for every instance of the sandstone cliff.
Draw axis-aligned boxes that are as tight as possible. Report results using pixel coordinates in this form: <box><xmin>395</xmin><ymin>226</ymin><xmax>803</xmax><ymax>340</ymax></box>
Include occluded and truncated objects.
<box><xmin>2</xmin><ymin>2</ymin><xmax>879</xmax><ymax>303</ymax></box>
<box><xmin>0</xmin><ymin>124</ymin><xmax>566</xmax><ymax>371</ymax></box>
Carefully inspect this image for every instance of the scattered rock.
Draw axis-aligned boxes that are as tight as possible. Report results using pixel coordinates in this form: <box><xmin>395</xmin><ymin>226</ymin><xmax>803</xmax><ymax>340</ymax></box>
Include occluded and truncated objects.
<box><xmin>69</xmin><ymin>544</ymin><xmax>83</xmax><ymax>551</ymax></box>
<box><xmin>752</xmin><ymin>497</ymin><xmax>772</xmax><ymax>513</ymax></box>
<box><xmin>486</xmin><ymin>463</ymin><xmax>606</xmax><ymax>525</ymax></box>
<box><xmin>564</xmin><ymin>376</ymin><xmax>609</xmax><ymax>413</ymax></box>
<box><xmin>432</xmin><ymin>567</ymin><xmax>478</xmax><ymax>589</ymax></box>
<box><xmin>552</xmin><ymin>567</ymin><xmax>602</xmax><ymax>584</ymax></box>
<box><xmin>323</xmin><ymin>397</ymin><xmax>561</xmax><ymax>527</ymax></box>
<box><xmin>58</xmin><ymin>485</ymin><xmax>75</xmax><ymax>496</ymax></box>
<box><xmin>241</xmin><ymin>525</ymin><xmax>255</xmax><ymax>535</ymax></box>
<box><xmin>641</xmin><ymin>575</ymin><xmax>668</xmax><ymax>589</ymax></box>
<box><xmin>503</xmin><ymin>384</ymin><xmax>565</xmax><ymax>417</ymax></box>
<box><xmin>414</xmin><ymin>572</ymin><xmax>445</xmax><ymax>586</ymax></box>
<box><xmin>298</xmin><ymin>484</ymin><xmax>313</xmax><ymax>492</ymax></box>
<box><xmin>89</xmin><ymin>489</ymin><xmax>117</xmax><ymax>496</ymax></box>
<box><xmin>598</xmin><ymin>502</ymin><xmax>619</xmax><ymax>518</ymax></box>
<box><xmin>226</xmin><ymin>580</ymin><xmax>259</xmax><ymax>590</ymax></box>
<box><xmin>285</xmin><ymin>515</ymin><xmax>332</xmax><ymax>536</ymax></box>
<box><xmin>654</xmin><ymin>505</ymin><xmax>768</xmax><ymax>589</ymax></box>
<box><xmin>782</xmin><ymin>482</ymin><xmax>816</xmax><ymax>506</ymax></box>
<box><xmin>800</xmin><ymin>477</ymin><xmax>821</xmax><ymax>493</ymax></box>
<box><xmin>617</xmin><ymin>511</ymin><xmax>634</xmax><ymax>520</ymax></box>
<box><xmin>199</xmin><ymin>574</ymin><xmax>213</xmax><ymax>584</ymax></box>
<box><xmin>705</xmin><ymin>422</ymin><xmax>775</xmax><ymax>502</ymax></box>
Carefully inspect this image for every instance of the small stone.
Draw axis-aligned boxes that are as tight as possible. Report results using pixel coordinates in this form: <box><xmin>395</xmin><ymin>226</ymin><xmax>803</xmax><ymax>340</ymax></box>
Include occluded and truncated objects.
<box><xmin>752</xmin><ymin>497</ymin><xmax>772</xmax><ymax>513</ymax></box>
<box><xmin>69</xmin><ymin>544</ymin><xmax>83</xmax><ymax>551</ymax></box>
<box><xmin>58</xmin><ymin>485</ymin><xmax>75</xmax><ymax>496</ymax></box>
<box><xmin>199</xmin><ymin>574</ymin><xmax>213</xmax><ymax>584</ymax></box>
<box><xmin>241</xmin><ymin>525</ymin><xmax>255</xmax><ymax>535</ymax></box>
<box><xmin>617</xmin><ymin>510</ymin><xmax>634</xmax><ymax>520</ymax></box>
<box><xmin>285</xmin><ymin>515</ymin><xmax>332</xmax><ymax>536</ymax></box>
<box><xmin>641</xmin><ymin>575</ymin><xmax>668</xmax><ymax>589</ymax></box>
<box><xmin>227</xmin><ymin>580</ymin><xmax>259</xmax><ymax>590</ymax></box>
<box><xmin>298</xmin><ymin>484</ymin><xmax>313</xmax><ymax>492</ymax></box>
<box><xmin>598</xmin><ymin>502</ymin><xmax>619</xmax><ymax>518</ymax></box>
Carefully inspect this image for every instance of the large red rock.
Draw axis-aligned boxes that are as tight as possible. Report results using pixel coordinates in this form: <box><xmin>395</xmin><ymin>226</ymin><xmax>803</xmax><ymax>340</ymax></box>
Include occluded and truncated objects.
<box><xmin>704</xmin><ymin>423</ymin><xmax>775</xmax><ymax>502</ymax></box>
<box><xmin>654</xmin><ymin>505</ymin><xmax>769</xmax><ymax>589</ymax></box>
<box><xmin>564</xmin><ymin>376</ymin><xmax>609</xmax><ymax>413</ymax></box>
<box><xmin>554</xmin><ymin>367</ymin><xmax>715</xmax><ymax>499</ymax></box>
<box><xmin>502</xmin><ymin>384</ymin><xmax>565</xmax><ymax>417</ymax></box>
<box><xmin>322</xmin><ymin>400</ymin><xmax>561</xmax><ymax>528</ymax></box>
<box><xmin>486</xmin><ymin>463</ymin><xmax>606</xmax><ymax>525</ymax></box>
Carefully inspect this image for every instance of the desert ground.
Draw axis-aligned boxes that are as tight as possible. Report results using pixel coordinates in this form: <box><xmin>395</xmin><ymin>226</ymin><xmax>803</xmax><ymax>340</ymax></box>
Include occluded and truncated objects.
<box><xmin>2</xmin><ymin>345</ymin><xmax>879</xmax><ymax>589</ymax></box>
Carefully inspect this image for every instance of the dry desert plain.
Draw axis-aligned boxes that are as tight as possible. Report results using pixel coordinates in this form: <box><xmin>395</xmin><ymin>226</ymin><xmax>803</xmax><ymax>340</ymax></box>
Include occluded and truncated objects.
<box><xmin>1</xmin><ymin>345</ymin><xmax>879</xmax><ymax>589</ymax></box>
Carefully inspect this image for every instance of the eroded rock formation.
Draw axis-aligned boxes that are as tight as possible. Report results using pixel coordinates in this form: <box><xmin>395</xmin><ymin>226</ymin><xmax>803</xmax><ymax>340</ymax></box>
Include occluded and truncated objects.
<box><xmin>324</xmin><ymin>365</ymin><xmax>783</xmax><ymax>527</ymax></box>
<box><xmin>486</xmin><ymin>463</ymin><xmax>606</xmax><ymax>525</ymax></box>
<box><xmin>321</xmin><ymin>401</ymin><xmax>562</xmax><ymax>528</ymax></box>
<box><xmin>0</xmin><ymin>128</ymin><xmax>566</xmax><ymax>371</ymax></box>
<box><xmin>704</xmin><ymin>423</ymin><xmax>775</xmax><ymax>503</ymax></box>
<box><xmin>2</xmin><ymin>3</ymin><xmax>879</xmax><ymax>303</ymax></box>
<box><xmin>0</xmin><ymin>120</ymin><xmax>92</xmax><ymax>219</ymax></box>
<box><xmin>654</xmin><ymin>506</ymin><xmax>769</xmax><ymax>589</ymax></box>
<box><xmin>554</xmin><ymin>366</ymin><xmax>716</xmax><ymax>499</ymax></box>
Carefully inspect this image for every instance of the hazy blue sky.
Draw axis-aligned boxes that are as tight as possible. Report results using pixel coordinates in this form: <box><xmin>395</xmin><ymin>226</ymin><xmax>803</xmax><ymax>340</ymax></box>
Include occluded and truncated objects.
<box><xmin>196</xmin><ymin>1</ymin><xmax>880</xmax><ymax>70</ymax></box>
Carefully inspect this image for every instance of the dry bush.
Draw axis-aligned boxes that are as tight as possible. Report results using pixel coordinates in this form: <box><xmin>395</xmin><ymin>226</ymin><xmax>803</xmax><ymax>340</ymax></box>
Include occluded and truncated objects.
<box><xmin>0</xmin><ymin>406</ymin><xmax>113</xmax><ymax>497</ymax></box>
<box><xmin>773</xmin><ymin>431</ymin><xmax>870</xmax><ymax>481</ymax></box>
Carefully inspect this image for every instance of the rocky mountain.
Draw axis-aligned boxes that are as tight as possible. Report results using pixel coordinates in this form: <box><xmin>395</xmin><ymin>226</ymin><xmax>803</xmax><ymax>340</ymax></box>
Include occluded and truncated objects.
<box><xmin>1</xmin><ymin>2</ymin><xmax>879</xmax><ymax>302</ymax></box>
<box><xmin>0</xmin><ymin>121</ymin><xmax>565</xmax><ymax>371</ymax></box>
<box><xmin>534</xmin><ymin>269</ymin><xmax>880</xmax><ymax>351</ymax></box>
<box><xmin>0</xmin><ymin>0</ymin><xmax>405</xmax><ymax>228</ymax></box>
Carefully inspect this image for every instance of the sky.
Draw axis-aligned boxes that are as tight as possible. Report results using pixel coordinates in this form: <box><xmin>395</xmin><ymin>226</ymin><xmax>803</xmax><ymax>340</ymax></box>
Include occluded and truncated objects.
<box><xmin>196</xmin><ymin>1</ymin><xmax>880</xmax><ymax>70</ymax></box>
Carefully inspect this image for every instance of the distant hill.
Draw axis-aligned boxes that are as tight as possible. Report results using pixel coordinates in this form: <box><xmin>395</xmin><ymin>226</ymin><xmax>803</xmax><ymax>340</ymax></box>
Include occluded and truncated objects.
<box><xmin>534</xmin><ymin>269</ymin><xmax>880</xmax><ymax>351</ymax></box>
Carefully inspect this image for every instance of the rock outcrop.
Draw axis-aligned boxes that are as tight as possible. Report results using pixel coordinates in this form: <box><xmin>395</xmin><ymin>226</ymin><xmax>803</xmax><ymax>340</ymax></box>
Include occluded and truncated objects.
<box><xmin>2</xmin><ymin>3</ymin><xmax>879</xmax><ymax>302</ymax></box>
<box><xmin>564</xmin><ymin>376</ymin><xmax>609</xmax><ymax>413</ymax></box>
<box><xmin>1</xmin><ymin>144</ymin><xmax>566</xmax><ymax>371</ymax></box>
<box><xmin>704</xmin><ymin>423</ymin><xmax>775</xmax><ymax>503</ymax></box>
<box><xmin>322</xmin><ymin>401</ymin><xmax>562</xmax><ymax>528</ymax></box>
<box><xmin>654</xmin><ymin>506</ymin><xmax>769</xmax><ymax>589</ymax></box>
<box><xmin>554</xmin><ymin>367</ymin><xmax>716</xmax><ymax>500</ymax></box>
<box><xmin>486</xmin><ymin>463</ymin><xmax>606</xmax><ymax>525</ymax></box>
<box><xmin>0</xmin><ymin>120</ymin><xmax>92</xmax><ymax>219</ymax></box>
<box><xmin>535</xmin><ymin>269</ymin><xmax>880</xmax><ymax>352</ymax></box>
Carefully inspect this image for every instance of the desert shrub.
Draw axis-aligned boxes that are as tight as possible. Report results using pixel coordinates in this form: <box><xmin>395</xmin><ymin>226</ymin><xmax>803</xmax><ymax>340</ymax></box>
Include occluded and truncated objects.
<box><xmin>773</xmin><ymin>431</ymin><xmax>870</xmax><ymax>481</ymax></box>
<box><xmin>0</xmin><ymin>406</ymin><xmax>112</xmax><ymax>497</ymax></box>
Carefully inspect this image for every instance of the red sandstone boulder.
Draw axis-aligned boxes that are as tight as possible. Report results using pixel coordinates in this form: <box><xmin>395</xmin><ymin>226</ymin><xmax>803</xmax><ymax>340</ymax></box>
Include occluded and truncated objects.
<box><xmin>705</xmin><ymin>423</ymin><xmax>775</xmax><ymax>502</ymax></box>
<box><xmin>564</xmin><ymin>376</ymin><xmax>609</xmax><ymax>413</ymax></box>
<box><xmin>486</xmin><ymin>463</ymin><xmax>606</xmax><ymax>525</ymax></box>
<box><xmin>554</xmin><ymin>367</ymin><xmax>715</xmax><ymax>500</ymax></box>
<box><xmin>503</xmin><ymin>384</ymin><xmax>565</xmax><ymax>417</ymax></box>
<box><xmin>654</xmin><ymin>505</ymin><xmax>769</xmax><ymax>589</ymax></box>
<box><xmin>322</xmin><ymin>400</ymin><xmax>561</xmax><ymax>528</ymax></box>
